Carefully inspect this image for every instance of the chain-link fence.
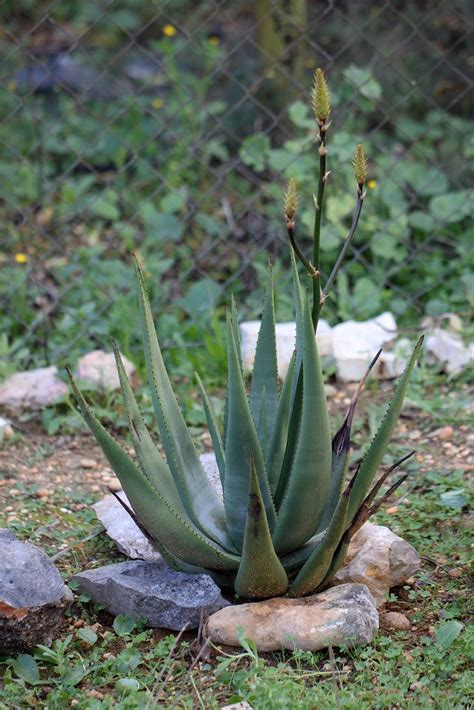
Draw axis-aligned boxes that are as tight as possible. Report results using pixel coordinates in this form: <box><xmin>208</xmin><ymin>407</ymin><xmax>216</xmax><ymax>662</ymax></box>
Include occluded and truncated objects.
<box><xmin>1</xmin><ymin>1</ymin><xmax>472</xmax><ymax>373</ymax></box>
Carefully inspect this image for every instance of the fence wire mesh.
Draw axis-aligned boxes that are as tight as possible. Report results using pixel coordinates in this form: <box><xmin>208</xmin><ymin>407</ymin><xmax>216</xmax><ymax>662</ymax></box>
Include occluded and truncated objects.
<box><xmin>0</xmin><ymin>0</ymin><xmax>472</xmax><ymax>372</ymax></box>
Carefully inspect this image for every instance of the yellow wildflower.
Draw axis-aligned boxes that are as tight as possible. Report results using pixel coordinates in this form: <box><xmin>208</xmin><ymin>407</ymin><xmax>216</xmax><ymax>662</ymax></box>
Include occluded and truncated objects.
<box><xmin>163</xmin><ymin>24</ymin><xmax>177</xmax><ymax>38</ymax></box>
<box><xmin>367</xmin><ymin>179</ymin><xmax>377</xmax><ymax>189</ymax></box>
<box><xmin>152</xmin><ymin>97</ymin><xmax>164</xmax><ymax>109</ymax></box>
<box><xmin>15</xmin><ymin>253</ymin><xmax>28</xmax><ymax>264</ymax></box>
<box><xmin>208</xmin><ymin>35</ymin><xmax>219</xmax><ymax>46</ymax></box>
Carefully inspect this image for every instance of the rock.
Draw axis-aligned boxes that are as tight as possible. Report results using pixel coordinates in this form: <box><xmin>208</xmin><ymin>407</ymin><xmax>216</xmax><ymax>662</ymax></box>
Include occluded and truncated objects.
<box><xmin>331</xmin><ymin>312</ymin><xmax>401</xmax><ymax>382</ymax></box>
<box><xmin>425</xmin><ymin>328</ymin><xmax>474</xmax><ymax>375</ymax></box>
<box><xmin>80</xmin><ymin>457</ymin><xmax>97</xmax><ymax>469</ymax></box>
<box><xmin>0</xmin><ymin>366</ymin><xmax>68</xmax><ymax>409</ymax></box>
<box><xmin>332</xmin><ymin>522</ymin><xmax>421</xmax><ymax>607</ymax></box>
<box><xmin>430</xmin><ymin>425</ymin><xmax>453</xmax><ymax>440</ymax></box>
<box><xmin>222</xmin><ymin>703</ymin><xmax>253</xmax><ymax>710</ymax></box>
<box><xmin>72</xmin><ymin>560</ymin><xmax>229</xmax><ymax>631</ymax></box>
<box><xmin>0</xmin><ymin>416</ymin><xmax>14</xmax><ymax>440</ymax></box>
<box><xmin>94</xmin><ymin>454</ymin><xmax>222</xmax><ymax>561</ymax></box>
<box><xmin>240</xmin><ymin>319</ymin><xmax>332</xmax><ymax>380</ymax></box>
<box><xmin>75</xmin><ymin>350</ymin><xmax>136</xmax><ymax>391</ymax></box>
<box><xmin>0</xmin><ymin>529</ymin><xmax>73</xmax><ymax>653</ymax></box>
<box><xmin>93</xmin><ymin>491</ymin><xmax>163</xmax><ymax>563</ymax></box>
<box><xmin>206</xmin><ymin>583</ymin><xmax>378</xmax><ymax>652</ymax></box>
<box><xmin>382</xmin><ymin>611</ymin><xmax>411</xmax><ymax>631</ymax></box>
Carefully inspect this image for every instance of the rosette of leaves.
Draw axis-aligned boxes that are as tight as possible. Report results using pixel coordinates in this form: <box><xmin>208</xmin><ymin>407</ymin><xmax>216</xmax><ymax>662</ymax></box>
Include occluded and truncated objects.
<box><xmin>68</xmin><ymin>69</ymin><xmax>423</xmax><ymax>599</ymax></box>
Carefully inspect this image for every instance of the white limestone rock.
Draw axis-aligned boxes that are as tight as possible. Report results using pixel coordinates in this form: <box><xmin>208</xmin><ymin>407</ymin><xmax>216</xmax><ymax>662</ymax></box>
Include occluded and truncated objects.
<box><xmin>331</xmin><ymin>311</ymin><xmax>401</xmax><ymax>382</ymax></box>
<box><xmin>240</xmin><ymin>319</ymin><xmax>332</xmax><ymax>380</ymax></box>
<box><xmin>425</xmin><ymin>328</ymin><xmax>474</xmax><ymax>375</ymax></box>
<box><xmin>75</xmin><ymin>349</ymin><xmax>136</xmax><ymax>390</ymax></box>
<box><xmin>0</xmin><ymin>366</ymin><xmax>68</xmax><ymax>410</ymax></box>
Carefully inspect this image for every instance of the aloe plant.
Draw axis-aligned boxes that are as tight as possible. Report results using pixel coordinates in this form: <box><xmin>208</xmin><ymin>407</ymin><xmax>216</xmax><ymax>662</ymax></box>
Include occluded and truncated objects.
<box><xmin>68</xmin><ymin>69</ymin><xmax>423</xmax><ymax>599</ymax></box>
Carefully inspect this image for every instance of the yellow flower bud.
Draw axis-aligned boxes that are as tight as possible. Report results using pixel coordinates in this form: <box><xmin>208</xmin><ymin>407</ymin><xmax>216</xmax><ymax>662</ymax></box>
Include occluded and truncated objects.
<box><xmin>283</xmin><ymin>178</ymin><xmax>298</xmax><ymax>220</ymax></box>
<box><xmin>353</xmin><ymin>144</ymin><xmax>368</xmax><ymax>185</ymax></box>
<box><xmin>311</xmin><ymin>68</ymin><xmax>331</xmax><ymax>123</ymax></box>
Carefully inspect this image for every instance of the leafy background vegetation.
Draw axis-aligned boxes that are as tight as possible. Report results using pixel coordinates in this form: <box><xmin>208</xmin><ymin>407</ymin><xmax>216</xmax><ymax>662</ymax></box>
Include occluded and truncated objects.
<box><xmin>0</xmin><ymin>0</ymin><xmax>472</xmax><ymax>389</ymax></box>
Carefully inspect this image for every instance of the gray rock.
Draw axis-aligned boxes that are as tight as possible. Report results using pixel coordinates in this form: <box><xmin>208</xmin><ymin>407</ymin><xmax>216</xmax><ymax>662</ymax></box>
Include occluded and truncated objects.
<box><xmin>72</xmin><ymin>560</ymin><xmax>230</xmax><ymax>631</ymax></box>
<box><xmin>0</xmin><ymin>366</ymin><xmax>68</xmax><ymax>410</ymax></box>
<box><xmin>206</xmin><ymin>583</ymin><xmax>378</xmax><ymax>652</ymax></box>
<box><xmin>332</xmin><ymin>521</ymin><xmax>421</xmax><ymax>607</ymax></box>
<box><xmin>0</xmin><ymin>529</ymin><xmax>73</xmax><ymax>653</ymax></box>
<box><xmin>75</xmin><ymin>350</ymin><xmax>136</xmax><ymax>391</ymax></box>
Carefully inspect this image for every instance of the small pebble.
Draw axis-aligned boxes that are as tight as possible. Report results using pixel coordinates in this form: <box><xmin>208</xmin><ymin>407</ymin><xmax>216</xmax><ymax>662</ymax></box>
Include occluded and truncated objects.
<box><xmin>448</xmin><ymin>568</ymin><xmax>463</xmax><ymax>578</ymax></box>
<box><xmin>80</xmin><ymin>458</ymin><xmax>97</xmax><ymax>469</ymax></box>
<box><xmin>431</xmin><ymin>425</ymin><xmax>453</xmax><ymax>440</ymax></box>
<box><xmin>383</xmin><ymin>611</ymin><xmax>411</xmax><ymax>631</ymax></box>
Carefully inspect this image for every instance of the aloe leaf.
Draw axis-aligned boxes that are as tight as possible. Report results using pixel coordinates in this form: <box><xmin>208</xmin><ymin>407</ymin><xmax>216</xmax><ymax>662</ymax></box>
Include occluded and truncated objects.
<box><xmin>266</xmin><ymin>354</ymin><xmax>295</xmax><ymax>495</ymax></box>
<box><xmin>110</xmin><ymin>490</ymin><xmax>208</xmax><ymax>575</ymax></box>
<box><xmin>280</xmin><ymin>529</ymin><xmax>326</xmax><ymax>573</ymax></box>
<box><xmin>250</xmin><ymin>267</ymin><xmax>279</xmax><ymax>453</ymax></box>
<box><xmin>67</xmin><ymin>370</ymin><xmax>239</xmax><ymax>571</ymax></box>
<box><xmin>134</xmin><ymin>257</ymin><xmax>231</xmax><ymax>549</ymax></box>
<box><xmin>346</xmin><ymin>336</ymin><xmax>424</xmax><ymax>523</ymax></box>
<box><xmin>289</xmin><ymin>471</ymin><xmax>354</xmax><ymax>596</ymax></box>
<box><xmin>195</xmin><ymin>371</ymin><xmax>225</xmax><ymax>488</ymax></box>
<box><xmin>273</xmin><ymin>251</ymin><xmax>305</xmax><ymax>506</ymax></box>
<box><xmin>317</xmin><ymin>348</ymin><xmax>382</xmax><ymax>533</ymax></box>
<box><xmin>224</xmin><ymin>312</ymin><xmax>276</xmax><ymax>550</ymax></box>
<box><xmin>223</xmin><ymin>294</ymin><xmax>242</xmax><ymax>445</ymax></box>
<box><xmin>112</xmin><ymin>341</ymin><xmax>181</xmax><ymax>504</ymax></box>
<box><xmin>235</xmin><ymin>455</ymin><xmax>288</xmax><ymax>598</ymax></box>
<box><xmin>272</xmin><ymin>294</ymin><xmax>332</xmax><ymax>555</ymax></box>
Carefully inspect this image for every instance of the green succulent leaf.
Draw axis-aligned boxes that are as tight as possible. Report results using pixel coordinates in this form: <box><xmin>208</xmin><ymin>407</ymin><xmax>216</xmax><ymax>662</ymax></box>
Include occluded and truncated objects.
<box><xmin>235</xmin><ymin>455</ymin><xmax>288</xmax><ymax>598</ymax></box>
<box><xmin>224</xmin><ymin>312</ymin><xmax>276</xmax><ymax>550</ymax></box>
<box><xmin>111</xmin><ymin>340</ymin><xmax>181</xmax><ymax>506</ymax></box>
<box><xmin>289</xmin><ymin>472</ymin><xmax>354</xmax><ymax>596</ymax></box>
<box><xmin>272</xmin><ymin>294</ymin><xmax>332</xmax><ymax>554</ymax></box>
<box><xmin>134</xmin><ymin>257</ymin><xmax>232</xmax><ymax>550</ymax></box>
<box><xmin>273</xmin><ymin>250</ymin><xmax>305</xmax><ymax>506</ymax></box>
<box><xmin>266</xmin><ymin>354</ymin><xmax>295</xmax><ymax>496</ymax></box>
<box><xmin>195</xmin><ymin>371</ymin><xmax>225</xmax><ymax>488</ymax></box>
<box><xmin>67</xmin><ymin>370</ymin><xmax>239</xmax><ymax>571</ymax></box>
<box><xmin>250</xmin><ymin>266</ymin><xmax>279</xmax><ymax>454</ymax></box>
<box><xmin>346</xmin><ymin>336</ymin><xmax>424</xmax><ymax>524</ymax></box>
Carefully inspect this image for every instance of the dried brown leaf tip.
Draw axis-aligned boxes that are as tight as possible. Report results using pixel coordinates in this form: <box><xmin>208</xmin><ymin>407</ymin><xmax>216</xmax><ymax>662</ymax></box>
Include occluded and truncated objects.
<box><xmin>283</xmin><ymin>178</ymin><xmax>298</xmax><ymax>221</ymax></box>
<box><xmin>353</xmin><ymin>144</ymin><xmax>368</xmax><ymax>186</ymax></box>
<box><xmin>311</xmin><ymin>68</ymin><xmax>331</xmax><ymax>124</ymax></box>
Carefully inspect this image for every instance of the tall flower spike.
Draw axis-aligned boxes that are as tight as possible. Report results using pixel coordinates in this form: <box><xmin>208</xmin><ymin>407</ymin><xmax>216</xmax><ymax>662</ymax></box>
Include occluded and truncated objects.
<box><xmin>312</xmin><ymin>68</ymin><xmax>331</xmax><ymax>124</ymax></box>
<box><xmin>353</xmin><ymin>144</ymin><xmax>368</xmax><ymax>186</ymax></box>
<box><xmin>284</xmin><ymin>178</ymin><xmax>298</xmax><ymax>222</ymax></box>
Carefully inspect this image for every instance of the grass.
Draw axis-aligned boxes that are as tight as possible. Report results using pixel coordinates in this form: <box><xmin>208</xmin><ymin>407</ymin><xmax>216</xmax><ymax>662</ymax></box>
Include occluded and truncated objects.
<box><xmin>0</xmin><ymin>368</ymin><xmax>472</xmax><ymax>709</ymax></box>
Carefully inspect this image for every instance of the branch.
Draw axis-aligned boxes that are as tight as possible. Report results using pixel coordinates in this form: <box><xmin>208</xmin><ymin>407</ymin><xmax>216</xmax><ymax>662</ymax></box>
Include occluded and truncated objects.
<box><xmin>322</xmin><ymin>191</ymin><xmax>364</xmax><ymax>299</ymax></box>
